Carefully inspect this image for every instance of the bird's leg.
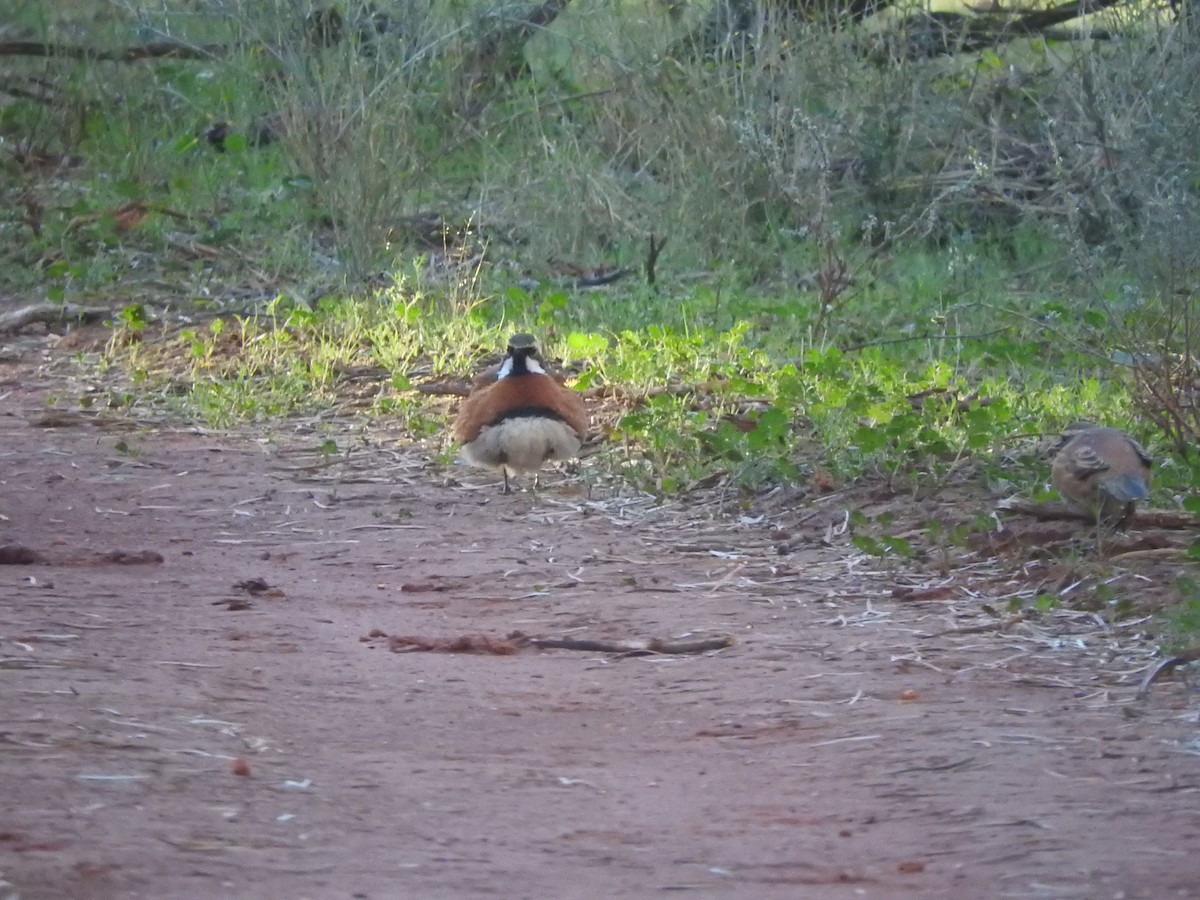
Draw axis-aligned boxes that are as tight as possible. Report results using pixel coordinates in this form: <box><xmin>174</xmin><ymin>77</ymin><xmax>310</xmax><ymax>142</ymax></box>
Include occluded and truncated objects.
<box><xmin>1093</xmin><ymin>517</ymin><xmax>1118</xmax><ymax>557</ymax></box>
<box><xmin>533</xmin><ymin>471</ymin><xmax>541</xmax><ymax>492</ymax></box>
<box><xmin>501</xmin><ymin>468</ymin><xmax>512</xmax><ymax>494</ymax></box>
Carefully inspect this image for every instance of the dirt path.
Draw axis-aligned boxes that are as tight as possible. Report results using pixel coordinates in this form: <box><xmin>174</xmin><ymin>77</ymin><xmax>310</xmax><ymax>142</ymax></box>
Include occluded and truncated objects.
<box><xmin>2</xmin><ymin>374</ymin><xmax>1199</xmax><ymax>900</ymax></box>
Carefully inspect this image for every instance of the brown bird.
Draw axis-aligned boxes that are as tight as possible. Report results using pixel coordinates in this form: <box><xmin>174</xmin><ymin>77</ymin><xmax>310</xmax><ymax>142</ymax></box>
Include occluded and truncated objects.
<box><xmin>452</xmin><ymin>333</ymin><xmax>588</xmax><ymax>493</ymax></box>
<box><xmin>1051</xmin><ymin>422</ymin><xmax>1152</xmax><ymax>527</ymax></box>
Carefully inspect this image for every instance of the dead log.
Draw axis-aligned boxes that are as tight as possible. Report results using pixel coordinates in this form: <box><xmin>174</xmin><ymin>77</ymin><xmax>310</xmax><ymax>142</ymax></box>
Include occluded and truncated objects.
<box><xmin>0</xmin><ymin>303</ymin><xmax>112</xmax><ymax>334</ymax></box>
<box><xmin>887</xmin><ymin>0</ymin><xmax>1129</xmax><ymax>60</ymax></box>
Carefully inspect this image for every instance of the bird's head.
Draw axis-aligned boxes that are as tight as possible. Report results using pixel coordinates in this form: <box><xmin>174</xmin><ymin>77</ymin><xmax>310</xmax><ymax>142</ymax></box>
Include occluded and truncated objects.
<box><xmin>498</xmin><ymin>333</ymin><xmax>544</xmax><ymax>378</ymax></box>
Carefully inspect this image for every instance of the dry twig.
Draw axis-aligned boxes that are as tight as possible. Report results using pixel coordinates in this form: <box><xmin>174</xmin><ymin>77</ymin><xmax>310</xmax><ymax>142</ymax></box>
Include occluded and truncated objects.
<box><xmin>1000</xmin><ymin>500</ymin><xmax>1200</xmax><ymax>530</ymax></box>
<box><xmin>526</xmin><ymin>634</ymin><xmax>734</xmax><ymax>655</ymax></box>
<box><xmin>1136</xmin><ymin>646</ymin><xmax>1200</xmax><ymax>700</ymax></box>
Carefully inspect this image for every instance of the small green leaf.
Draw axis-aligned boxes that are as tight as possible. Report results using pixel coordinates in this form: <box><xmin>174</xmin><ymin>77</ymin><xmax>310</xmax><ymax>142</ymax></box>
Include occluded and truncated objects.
<box><xmin>851</xmin><ymin>535</ymin><xmax>884</xmax><ymax>557</ymax></box>
<box><xmin>566</xmin><ymin>331</ymin><xmax>609</xmax><ymax>356</ymax></box>
<box><xmin>1034</xmin><ymin>593</ymin><xmax>1059</xmax><ymax>612</ymax></box>
<box><xmin>883</xmin><ymin>534</ymin><xmax>915</xmax><ymax>558</ymax></box>
<box><xmin>853</xmin><ymin>424</ymin><xmax>886</xmax><ymax>452</ymax></box>
<box><xmin>978</xmin><ymin>49</ymin><xmax>1003</xmax><ymax>70</ymax></box>
<box><xmin>113</xmin><ymin>178</ymin><xmax>140</xmax><ymax>199</ymax></box>
<box><xmin>117</xmin><ymin>304</ymin><xmax>147</xmax><ymax>331</ymax></box>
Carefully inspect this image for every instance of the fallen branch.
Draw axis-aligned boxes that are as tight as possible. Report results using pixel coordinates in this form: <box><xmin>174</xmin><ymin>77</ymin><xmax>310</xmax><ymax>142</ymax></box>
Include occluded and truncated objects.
<box><xmin>1108</xmin><ymin>547</ymin><xmax>1189</xmax><ymax>563</ymax></box>
<box><xmin>1136</xmin><ymin>646</ymin><xmax>1200</xmax><ymax>699</ymax></box>
<box><xmin>928</xmin><ymin>613</ymin><xmax>1026</xmax><ymax>637</ymax></box>
<box><xmin>1000</xmin><ymin>500</ymin><xmax>1200</xmax><ymax>530</ymax></box>
<box><xmin>388</xmin><ymin>634</ymin><xmax>520</xmax><ymax>655</ymax></box>
<box><xmin>0</xmin><ymin>39</ymin><xmax>228</xmax><ymax>62</ymax></box>
<box><xmin>1125</xmin><ymin>509</ymin><xmax>1200</xmax><ymax>530</ymax></box>
<box><xmin>886</xmin><ymin>0</ymin><xmax>1129</xmax><ymax>60</ymax></box>
<box><xmin>0</xmin><ymin>303</ymin><xmax>112</xmax><ymax>334</ymax></box>
<box><xmin>999</xmin><ymin>500</ymin><xmax>1105</xmax><ymax>523</ymax></box>
<box><xmin>573</xmin><ymin>268</ymin><xmax>634</xmax><ymax>288</ymax></box>
<box><xmin>376</xmin><ymin>630</ymin><xmax>734</xmax><ymax>656</ymax></box>
<box><xmin>526</xmin><ymin>634</ymin><xmax>734</xmax><ymax>655</ymax></box>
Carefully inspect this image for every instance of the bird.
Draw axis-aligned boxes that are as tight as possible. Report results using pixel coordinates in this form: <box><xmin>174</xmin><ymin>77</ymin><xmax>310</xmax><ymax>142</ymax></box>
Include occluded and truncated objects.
<box><xmin>452</xmin><ymin>333</ymin><xmax>588</xmax><ymax>493</ymax></box>
<box><xmin>1051</xmin><ymin>422</ymin><xmax>1152</xmax><ymax>527</ymax></box>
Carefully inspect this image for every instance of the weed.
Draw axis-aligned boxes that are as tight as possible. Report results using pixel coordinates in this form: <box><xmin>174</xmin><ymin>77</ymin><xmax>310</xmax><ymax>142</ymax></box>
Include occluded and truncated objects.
<box><xmin>848</xmin><ymin>509</ymin><xmax>919</xmax><ymax>564</ymax></box>
<box><xmin>1033</xmin><ymin>592</ymin><xmax>1061</xmax><ymax>614</ymax></box>
<box><xmin>923</xmin><ymin>517</ymin><xmax>973</xmax><ymax>576</ymax></box>
<box><xmin>1165</xmin><ymin>577</ymin><xmax>1200</xmax><ymax>649</ymax></box>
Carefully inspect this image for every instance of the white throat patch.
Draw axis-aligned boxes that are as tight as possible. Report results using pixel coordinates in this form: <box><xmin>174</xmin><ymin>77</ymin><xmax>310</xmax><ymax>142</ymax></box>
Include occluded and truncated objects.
<box><xmin>496</xmin><ymin>354</ymin><xmax>545</xmax><ymax>379</ymax></box>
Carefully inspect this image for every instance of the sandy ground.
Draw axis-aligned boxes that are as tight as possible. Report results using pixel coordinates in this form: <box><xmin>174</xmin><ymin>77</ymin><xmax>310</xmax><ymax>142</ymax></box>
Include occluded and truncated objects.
<box><xmin>2</xmin><ymin>366</ymin><xmax>1200</xmax><ymax>900</ymax></box>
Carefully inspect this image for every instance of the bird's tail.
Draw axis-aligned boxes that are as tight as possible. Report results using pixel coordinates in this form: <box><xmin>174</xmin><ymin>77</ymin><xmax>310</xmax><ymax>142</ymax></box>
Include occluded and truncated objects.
<box><xmin>1102</xmin><ymin>474</ymin><xmax>1150</xmax><ymax>503</ymax></box>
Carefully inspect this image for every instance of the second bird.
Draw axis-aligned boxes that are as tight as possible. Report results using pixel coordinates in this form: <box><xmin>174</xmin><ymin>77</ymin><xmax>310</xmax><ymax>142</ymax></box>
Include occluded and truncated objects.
<box><xmin>1051</xmin><ymin>422</ymin><xmax>1152</xmax><ymax>527</ymax></box>
<box><xmin>452</xmin><ymin>333</ymin><xmax>588</xmax><ymax>493</ymax></box>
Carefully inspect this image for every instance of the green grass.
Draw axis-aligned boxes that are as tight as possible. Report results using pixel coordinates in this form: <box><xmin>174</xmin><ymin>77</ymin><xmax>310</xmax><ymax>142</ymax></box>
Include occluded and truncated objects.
<box><xmin>94</xmin><ymin>277</ymin><xmax>1165</xmax><ymax>502</ymax></box>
